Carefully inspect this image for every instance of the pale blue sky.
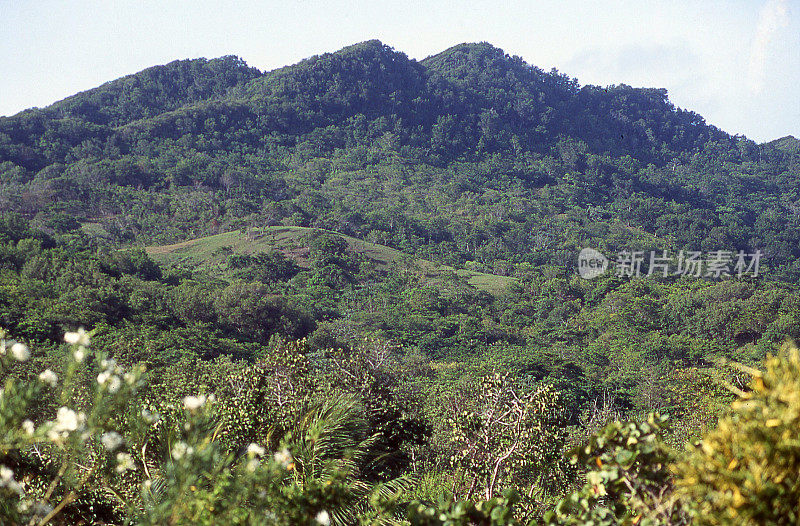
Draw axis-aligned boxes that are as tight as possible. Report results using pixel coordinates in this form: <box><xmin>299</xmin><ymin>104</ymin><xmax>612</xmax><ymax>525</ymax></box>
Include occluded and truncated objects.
<box><xmin>1</xmin><ymin>0</ymin><xmax>797</xmax><ymax>142</ymax></box>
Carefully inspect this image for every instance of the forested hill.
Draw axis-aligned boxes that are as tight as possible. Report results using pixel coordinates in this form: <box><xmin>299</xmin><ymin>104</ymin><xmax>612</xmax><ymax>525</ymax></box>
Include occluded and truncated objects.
<box><xmin>45</xmin><ymin>56</ymin><xmax>261</xmax><ymax>127</ymax></box>
<box><xmin>1</xmin><ymin>40</ymin><xmax>799</xmax><ymax>275</ymax></box>
<box><xmin>1</xmin><ymin>56</ymin><xmax>261</xmax><ymax>164</ymax></box>
<box><xmin>420</xmin><ymin>42</ymin><xmax>729</xmax><ymax>159</ymax></box>
<box><xmin>7</xmin><ymin>41</ymin><xmax>800</xmax><ymax>526</ymax></box>
<box><xmin>4</xmin><ymin>39</ymin><xmax>732</xmax><ymax>170</ymax></box>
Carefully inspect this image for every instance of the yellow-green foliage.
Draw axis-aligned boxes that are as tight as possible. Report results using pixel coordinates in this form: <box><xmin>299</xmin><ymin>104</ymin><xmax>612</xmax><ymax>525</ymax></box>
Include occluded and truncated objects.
<box><xmin>675</xmin><ymin>343</ymin><xmax>800</xmax><ymax>525</ymax></box>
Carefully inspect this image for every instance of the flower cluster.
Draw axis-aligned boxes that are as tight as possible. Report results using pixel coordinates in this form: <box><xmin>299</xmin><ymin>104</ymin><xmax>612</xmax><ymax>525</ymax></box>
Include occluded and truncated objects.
<box><xmin>97</xmin><ymin>358</ymin><xmax>125</xmax><ymax>393</ymax></box>
<box><xmin>101</xmin><ymin>431</ymin><xmax>124</xmax><ymax>451</ymax></box>
<box><xmin>273</xmin><ymin>447</ymin><xmax>293</xmax><ymax>469</ymax></box>
<box><xmin>183</xmin><ymin>394</ymin><xmax>215</xmax><ymax>411</ymax></box>
<box><xmin>0</xmin><ymin>333</ymin><xmax>29</xmax><ymax>362</ymax></box>
<box><xmin>64</xmin><ymin>328</ymin><xmax>90</xmax><ymax>347</ymax></box>
<box><xmin>116</xmin><ymin>452</ymin><xmax>135</xmax><ymax>473</ymax></box>
<box><xmin>171</xmin><ymin>441</ymin><xmax>195</xmax><ymax>461</ymax></box>
<box><xmin>0</xmin><ymin>327</ymin><xmax>147</xmax><ymax>524</ymax></box>
<box><xmin>38</xmin><ymin>369</ymin><xmax>58</xmax><ymax>388</ymax></box>
<box><xmin>0</xmin><ymin>328</ymin><xmax>398</xmax><ymax>525</ymax></box>
<box><xmin>0</xmin><ymin>465</ymin><xmax>22</xmax><ymax>495</ymax></box>
<box><xmin>46</xmin><ymin>406</ymin><xmax>87</xmax><ymax>443</ymax></box>
<box><xmin>64</xmin><ymin>327</ymin><xmax>90</xmax><ymax>362</ymax></box>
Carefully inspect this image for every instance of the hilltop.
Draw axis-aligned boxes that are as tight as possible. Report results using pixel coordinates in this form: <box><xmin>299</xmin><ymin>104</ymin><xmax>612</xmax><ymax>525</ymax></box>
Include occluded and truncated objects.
<box><xmin>768</xmin><ymin>135</ymin><xmax>800</xmax><ymax>153</ymax></box>
<box><xmin>1</xmin><ymin>40</ymin><xmax>733</xmax><ymax>172</ymax></box>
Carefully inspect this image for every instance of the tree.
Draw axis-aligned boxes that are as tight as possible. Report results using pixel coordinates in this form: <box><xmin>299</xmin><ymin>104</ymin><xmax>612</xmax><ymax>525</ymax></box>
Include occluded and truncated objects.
<box><xmin>447</xmin><ymin>372</ymin><xmax>571</xmax><ymax>502</ymax></box>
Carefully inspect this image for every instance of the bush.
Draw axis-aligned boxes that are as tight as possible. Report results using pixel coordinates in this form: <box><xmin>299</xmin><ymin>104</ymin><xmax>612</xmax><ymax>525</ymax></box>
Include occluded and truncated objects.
<box><xmin>0</xmin><ymin>328</ymin><xmax>402</xmax><ymax>525</ymax></box>
<box><xmin>675</xmin><ymin>343</ymin><xmax>800</xmax><ymax>525</ymax></box>
<box><xmin>546</xmin><ymin>413</ymin><xmax>688</xmax><ymax>526</ymax></box>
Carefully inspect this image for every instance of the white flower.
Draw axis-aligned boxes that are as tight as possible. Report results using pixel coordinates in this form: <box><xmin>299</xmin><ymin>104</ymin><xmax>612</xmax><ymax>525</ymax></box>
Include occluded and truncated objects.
<box><xmin>46</xmin><ymin>407</ymin><xmax>85</xmax><ymax>442</ymax></box>
<box><xmin>38</xmin><ymin>369</ymin><xmax>58</xmax><ymax>387</ymax></box>
<box><xmin>22</xmin><ymin>420</ymin><xmax>35</xmax><ymax>435</ymax></box>
<box><xmin>56</xmin><ymin>407</ymin><xmax>79</xmax><ymax>432</ymax></box>
<box><xmin>246</xmin><ymin>443</ymin><xmax>265</xmax><ymax>457</ymax></box>
<box><xmin>315</xmin><ymin>510</ymin><xmax>331</xmax><ymax>526</ymax></box>
<box><xmin>100</xmin><ymin>358</ymin><xmax>116</xmax><ymax>370</ymax></box>
<box><xmin>107</xmin><ymin>376</ymin><xmax>121</xmax><ymax>393</ymax></box>
<box><xmin>64</xmin><ymin>328</ymin><xmax>90</xmax><ymax>346</ymax></box>
<box><xmin>183</xmin><ymin>395</ymin><xmax>207</xmax><ymax>410</ymax></box>
<box><xmin>141</xmin><ymin>409</ymin><xmax>161</xmax><ymax>424</ymax></box>
<box><xmin>52</xmin><ymin>407</ymin><xmax>84</xmax><ymax>432</ymax></box>
<box><xmin>273</xmin><ymin>448</ymin><xmax>293</xmax><ymax>468</ymax></box>
<box><xmin>0</xmin><ymin>465</ymin><xmax>22</xmax><ymax>494</ymax></box>
<box><xmin>97</xmin><ymin>371</ymin><xmax>110</xmax><ymax>385</ymax></box>
<box><xmin>171</xmin><ymin>441</ymin><xmax>194</xmax><ymax>460</ymax></box>
<box><xmin>73</xmin><ymin>348</ymin><xmax>86</xmax><ymax>363</ymax></box>
<box><xmin>115</xmin><ymin>452</ymin><xmax>135</xmax><ymax>473</ymax></box>
<box><xmin>101</xmin><ymin>431</ymin><xmax>124</xmax><ymax>451</ymax></box>
<box><xmin>11</xmin><ymin>342</ymin><xmax>29</xmax><ymax>362</ymax></box>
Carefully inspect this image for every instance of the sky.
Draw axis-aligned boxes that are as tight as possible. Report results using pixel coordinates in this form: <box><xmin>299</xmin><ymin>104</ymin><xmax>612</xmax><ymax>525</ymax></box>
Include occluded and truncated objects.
<box><xmin>1</xmin><ymin>0</ymin><xmax>797</xmax><ymax>142</ymax></box>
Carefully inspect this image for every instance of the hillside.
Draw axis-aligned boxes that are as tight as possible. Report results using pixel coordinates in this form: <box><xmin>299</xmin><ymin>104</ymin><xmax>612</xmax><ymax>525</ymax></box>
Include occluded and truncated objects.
<box><xmin>2</xmin><ymin>38</ymin><xmax>800</xmax><ymax>397</ymax></box>
<box><xmin>144</xmin><ymin>226</ymin><xmax>516</xmax><ymax>295</ymax></box>
<box><xmin>2</xmin><ymin>41</ymin><xmax>798</xmax><ymax>281</ymax></box>
<box><xmin>3</xmin><ymin>38</ymin><xmax>800</xmax><ymax>524</ymax></box>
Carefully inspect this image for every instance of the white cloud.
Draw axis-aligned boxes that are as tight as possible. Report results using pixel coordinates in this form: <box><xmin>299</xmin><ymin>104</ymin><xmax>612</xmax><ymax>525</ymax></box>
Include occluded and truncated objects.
<box><xmin>748</xmin><ymin>0</ymin><xmax>789</xmax><ymax>94</ymax></box>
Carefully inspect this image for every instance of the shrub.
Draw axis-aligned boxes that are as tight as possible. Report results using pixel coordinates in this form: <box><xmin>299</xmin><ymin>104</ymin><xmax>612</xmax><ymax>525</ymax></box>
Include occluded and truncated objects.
<box><xmin>675</xmin><ymin>343</ymin><xmax>800</xmax><ymax>525</ymax></box>
<box><xmin>0</xmin><ymin>328</ymin><xmax>404</xmax><ymax>525</ymax></box>
<box><xmin>546</xmin><ymin>413</ymin><xmax>688</xmax><ymax>526</ymax></box>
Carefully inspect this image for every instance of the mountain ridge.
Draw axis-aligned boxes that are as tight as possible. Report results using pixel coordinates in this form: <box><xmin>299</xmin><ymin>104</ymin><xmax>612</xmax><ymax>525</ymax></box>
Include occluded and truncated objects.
<box><xmin>0</xmin><ymin>40</ymin><xmax>754</xmax><ymax>173</ymax></box>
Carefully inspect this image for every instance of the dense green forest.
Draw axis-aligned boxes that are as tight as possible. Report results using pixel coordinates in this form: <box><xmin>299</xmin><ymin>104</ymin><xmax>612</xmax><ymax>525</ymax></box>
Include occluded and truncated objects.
<box><xmin>2</xmin><ymin>40</ymin><xmax>800</xmax><ymax>524</ymax></box>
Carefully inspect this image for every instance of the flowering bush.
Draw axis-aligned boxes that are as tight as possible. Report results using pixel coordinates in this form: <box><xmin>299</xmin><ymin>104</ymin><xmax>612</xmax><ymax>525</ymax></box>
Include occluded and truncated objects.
<box><xmin>0</xmin><ymin>328</ymin><xmax>409</xmax><ymax>525</ymax></box>
<box><xmin>0</xmin><ymin>327</ymin><xmax>144</xmax><ymax>524</ymax></box>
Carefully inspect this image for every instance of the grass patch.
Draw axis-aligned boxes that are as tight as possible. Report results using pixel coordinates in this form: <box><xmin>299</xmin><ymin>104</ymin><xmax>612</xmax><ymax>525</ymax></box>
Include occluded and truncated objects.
<box><xmin>145</xmin><ymin>227</ymin><xmax>516</xmax><ymax>296</ymax></box>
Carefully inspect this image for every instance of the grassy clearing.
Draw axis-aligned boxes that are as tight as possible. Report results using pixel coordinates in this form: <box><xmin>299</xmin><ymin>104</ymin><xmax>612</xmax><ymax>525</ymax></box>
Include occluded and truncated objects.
<box><xmin>145</xmin><ymin>227</ymin><xmax>516</xmax><ymax>296</ymax></box>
